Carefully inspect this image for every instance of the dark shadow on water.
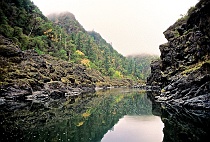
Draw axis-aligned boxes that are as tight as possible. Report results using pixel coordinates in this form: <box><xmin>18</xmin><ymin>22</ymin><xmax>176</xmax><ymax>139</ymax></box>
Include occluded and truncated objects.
<box><xmin>147</xmin><ymin>91</ymin><xmax>210</xmax><ymax>142</ymax></box>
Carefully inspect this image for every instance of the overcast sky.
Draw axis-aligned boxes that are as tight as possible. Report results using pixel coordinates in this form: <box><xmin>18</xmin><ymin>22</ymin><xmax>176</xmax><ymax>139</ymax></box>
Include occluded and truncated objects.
<box><xmin>32</xmin><ymin>0</ymin><xmax>198</xmax><ymax>56</ymax></box>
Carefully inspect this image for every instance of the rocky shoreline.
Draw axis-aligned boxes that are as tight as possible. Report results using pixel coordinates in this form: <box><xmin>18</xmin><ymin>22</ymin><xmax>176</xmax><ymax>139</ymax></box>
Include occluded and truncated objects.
<box><xmin>0</xmin><ymin>34</ymin><xmax>136</xmax><ymax>110</ymax></box>
<box><xmin>147</xmin><ymin>0</ymin><xmax>210</xmax><ymax>110</ymax></box>
<box><xmin>0</xmin><ymin>37</ymin><xmax>93</xmax><ymax>110</ymax></box>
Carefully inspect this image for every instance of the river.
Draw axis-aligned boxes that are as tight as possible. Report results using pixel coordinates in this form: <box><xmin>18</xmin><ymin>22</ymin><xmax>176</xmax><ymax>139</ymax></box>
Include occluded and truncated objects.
<box><xmin>0</xmin><ymin>88</ymin><xmax>209</xmax><ymax>142</ymax></box>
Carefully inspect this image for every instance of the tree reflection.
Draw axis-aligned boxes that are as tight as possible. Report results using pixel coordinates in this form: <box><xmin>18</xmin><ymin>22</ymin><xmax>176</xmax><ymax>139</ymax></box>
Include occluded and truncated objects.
<box><xmin>0</xmin><ymin>88</ymin><xmax>152</xmax><ymax>142</ymax></box>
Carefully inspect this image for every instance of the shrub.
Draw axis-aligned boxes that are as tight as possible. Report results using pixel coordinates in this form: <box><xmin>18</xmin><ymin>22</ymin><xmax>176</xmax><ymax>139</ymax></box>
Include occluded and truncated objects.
<box><xmin>0</xmin><ymin>24</ymin><xmax>14</xmax><ymax>38</ymax></box>
<box><xmin>35</xmin><ymin>47</ymin><xmax>44</xmax><ymax>55</ymax></box>
<box><xmin>113</xmin><ymin>71</ymin><xmax>123</xmax><ymax>79</ymax></box>
<box><xmin>58</xmin><ymin>49</ymin><xmax>68</xmax><ymax>60</ymax></box>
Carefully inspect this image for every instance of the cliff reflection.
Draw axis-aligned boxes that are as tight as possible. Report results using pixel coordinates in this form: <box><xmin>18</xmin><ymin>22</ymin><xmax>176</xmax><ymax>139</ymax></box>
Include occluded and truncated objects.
<box><xmin>147</xmin><ymin>91</ymin><xmax>210</xmax><ymax>142</ymax></box>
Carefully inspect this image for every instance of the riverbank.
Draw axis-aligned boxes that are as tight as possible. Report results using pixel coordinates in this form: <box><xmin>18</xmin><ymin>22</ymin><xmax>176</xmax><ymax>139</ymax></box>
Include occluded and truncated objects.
<box><xmin>0</xmin><ymin>35</ymin><xmax>136</xmax><ymax>110</ymax></box>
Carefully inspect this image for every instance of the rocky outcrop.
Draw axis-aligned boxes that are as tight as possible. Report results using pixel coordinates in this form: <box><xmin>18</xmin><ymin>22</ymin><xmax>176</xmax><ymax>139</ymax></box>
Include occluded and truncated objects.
<box><xmin>0</xmin><ymin>34</ymin><xmax>135</xmax><ymax>110</ymax></box>
<box><xmin>0</xmin><ymin>35</ymin><xmax>96</xmax><ymax>110</ymax></box>
<box><xmin>147</xmin><ymin>0</ymin><xmax>210</xmax><ymax>109</ymax></box>
<box><xmin>147</xmin><ymin>60</ymin><xmax>163</xmax><ymax>87</ymax></box>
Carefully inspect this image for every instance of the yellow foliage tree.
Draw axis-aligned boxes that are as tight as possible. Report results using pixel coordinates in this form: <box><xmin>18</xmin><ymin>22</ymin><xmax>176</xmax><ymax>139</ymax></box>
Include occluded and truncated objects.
<box><xmin>43</xmin><ymin>29</ymin><xmax>52</xmax><ymax>34</ymax></box>
<box><xmin>113</xmin><ymin>71</ymin><xmax>123</xmax><ymax>78</ymax></box>
<box><xmin>43</xmin><ymin>29</ymin><xmax>58</xmax><ymax>42</ymax></box>
<box><xmin>81</xmin><ymin>58</ymin><xmax>90</xmax><ymax>67</ymax></box>
<box><xmin>75</xmin><ymin>50</ymin><xmax>85</xmax><ymax>56</ymax></box>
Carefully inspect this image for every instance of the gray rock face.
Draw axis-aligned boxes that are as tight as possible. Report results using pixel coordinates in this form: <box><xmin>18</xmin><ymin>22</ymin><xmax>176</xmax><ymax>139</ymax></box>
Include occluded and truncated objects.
<box><xmin>147</xmin><ymin>0</ymin><xmax>210</xmax><ymax>109</ymax></box>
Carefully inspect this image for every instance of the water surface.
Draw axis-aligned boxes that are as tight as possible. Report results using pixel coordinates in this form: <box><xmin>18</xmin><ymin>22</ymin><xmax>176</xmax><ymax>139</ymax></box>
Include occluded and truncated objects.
<box><xmin>0</xmin><ymin>88</ymin><xmax>164</xmax><ymax>142</ymax></box>
<box><xmin>101</xmin><ymin>115</ymin><xmax>163</xmax><ymax>142</ymax></box>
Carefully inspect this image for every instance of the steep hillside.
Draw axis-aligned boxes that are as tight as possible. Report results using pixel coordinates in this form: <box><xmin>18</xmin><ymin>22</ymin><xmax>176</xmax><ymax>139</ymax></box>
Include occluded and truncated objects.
<box><xmin>48</xmin><ymin>13</ymin><xmax>158</xmax><ymax>82</ymax></box>
<box><xmin>147</xmin><ymin>0</ymin><xmax>210</xmax><ymax>109</ymax></box>
<box><xmin>0</xmin><ymin>0</ymin><xmax>156</xmax><ymax>83</ymax></box>
<box><xmin>0</xmin><ymin>0</ymin><xmax>159</xmax><ymax>110</ymax></box>
<box><xmin>0</xmin><ymin>0</ymin><xmax>132</xmax><ymax>110</ymax></box>
<box><xmin>88</xmin><ymin>31</ymin><xmax>128</xmax><ymax>77</ymax></box>
<box><xmin>48</xmin><ymin>13</ymin><xmax>129</xmax><ymax>78</ymax></box>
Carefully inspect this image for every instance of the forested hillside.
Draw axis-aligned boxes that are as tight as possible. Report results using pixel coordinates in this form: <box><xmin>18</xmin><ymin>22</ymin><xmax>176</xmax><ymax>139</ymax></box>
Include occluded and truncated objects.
<box><xmin>48</xmin><ymin>13</ymin><xmax>129</xmax><ymax>79</ymax></box>
<box><xmin>127</xmin><ymin>54</ymin><xmax>159</xmax><ymax>80</ymax></box>
<box><xmin>0</xmin><ymin>0</ymin><xmax>158</xmax><ymax>83</ymax></box>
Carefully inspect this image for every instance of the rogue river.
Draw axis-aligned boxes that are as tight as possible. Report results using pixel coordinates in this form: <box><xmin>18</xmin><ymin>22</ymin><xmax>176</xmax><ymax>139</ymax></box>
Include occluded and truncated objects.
<box><xmin>0</xmin><ymin>88</ymin><xmax>209</xmax><ymax>142</ymax></box>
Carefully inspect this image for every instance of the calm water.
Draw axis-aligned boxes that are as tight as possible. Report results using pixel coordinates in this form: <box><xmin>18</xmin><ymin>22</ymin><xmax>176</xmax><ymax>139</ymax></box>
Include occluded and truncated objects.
<box><xmin>0</xmin><ymin>88</ymin><xmax>163</xmax><ymax>142</ymax></box>
<box><xmin>1</xmin><ymin>88</ymin><xmax>209</xmax><ymax>142</ymax></box>
<box><xmin>101</xmin><ymin>115</ymin><xmax>163</xmax><ymax>142</ymax></box>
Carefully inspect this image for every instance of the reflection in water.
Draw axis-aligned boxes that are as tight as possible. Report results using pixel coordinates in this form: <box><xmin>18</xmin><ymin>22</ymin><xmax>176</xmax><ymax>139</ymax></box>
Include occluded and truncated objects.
<box><xmin>0</xmin><ymin>88</ymin><xmax>163</xmax><ymax>142</ymax></box>
<box><xmin>148</xmin><ymin>91</ymin><xmax>210</xmax><ymax>142</ymax></box>
<box><xmin>161</xmin><ymin>104</ymin><xmax>210</xmax><ymax>142</ymax></box>
<box><xmin>101</xmin><ymin>115</ymin><xmax>163</xmax><ymax>142</ymax></box>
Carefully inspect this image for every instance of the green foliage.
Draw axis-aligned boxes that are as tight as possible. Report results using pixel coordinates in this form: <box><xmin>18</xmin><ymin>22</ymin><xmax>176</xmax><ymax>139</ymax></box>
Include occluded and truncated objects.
<box><xmin>58</xmin><ymin>49</ymin><xmax>68</xmax><ymax>60</ymax></box>
<box><xmin>13</xmin><ymin>26</ymin><xmax>23</xmax><ymax>37</ymax></box>
<box><xmin>88</xmin><ymin>31</ymin><xmax>129</xmax><ymax>77</ymax></box>
<box><xmin>127</xmin><ymin>55</ymin><xmax>159</xmax><ymax>80</ymax></box>
<box><xmin>173</xmin><ymin>29</ymin><xmax>180</xmax><ymax>38</ymax></box>
<box><xmin>0</xmin><ymin>24</ymin><xmax>14</xmax><ymax>38</ymax></box>
<box><xmin>0</xmin><ymin>0</ymin><xmax>158</xmax><ymax>82</ymax></box>
<box><xmin>19</xmin><ymin>34</ymin><xmax>29</xmax><ymax>49</ymax></box>
<box><xmin>0</xmin><ymin>9</ymin><xmax>8</xmax><ymax>24</ymax></box>
<box><xmin>113</xmin><ymin>71</ymin><xmax>123</xmax><ymax>79</ymax></box>
<box><xmin>108</xmin><ymin>68</ymin><xmax>115</xmax><ymax>77</ymax></box>
<box><xmin>29</xmin><ymin>36</ymin><xmax>45</xmax><ymax>49</ymax></box>
<box><xmin>89</xmin><ymin>62</ymin><xmax>98</xmax><ymax>69</ymax></box>
<box><xmin>35</xmin><ymin>47</ymin><xmax>44</xmax><ymax>55</ymax></box>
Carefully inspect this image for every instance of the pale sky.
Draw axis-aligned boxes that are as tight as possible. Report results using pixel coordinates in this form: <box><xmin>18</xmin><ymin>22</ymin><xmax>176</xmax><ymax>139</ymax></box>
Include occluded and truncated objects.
<box><xmin>32</xmin><ymin>0</ymin><xmax>198</xmax><ymax>56</ymax></box>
